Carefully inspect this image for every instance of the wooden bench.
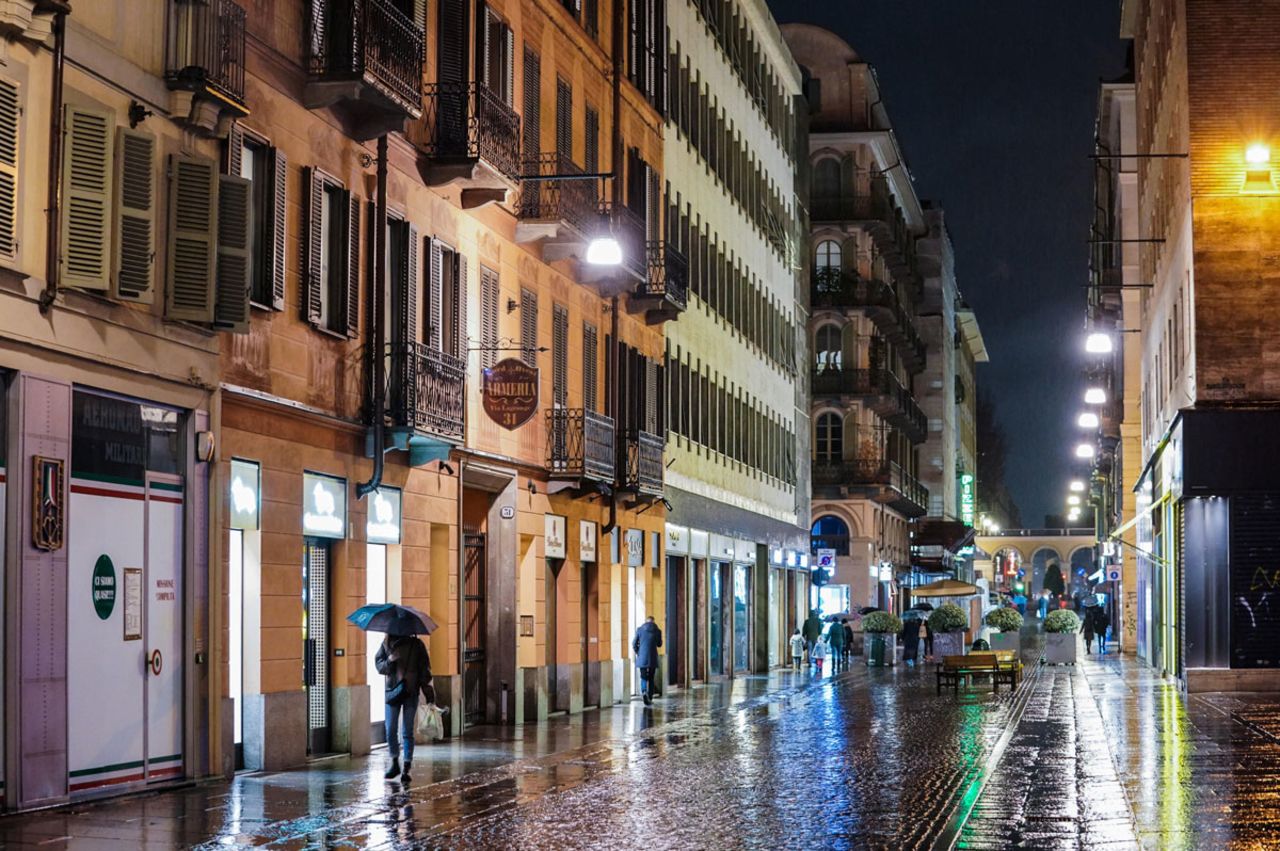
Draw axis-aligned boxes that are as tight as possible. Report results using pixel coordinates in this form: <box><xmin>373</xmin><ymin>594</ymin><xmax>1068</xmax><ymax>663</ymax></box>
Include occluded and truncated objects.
<box><xmin>936</xmin><ymin>652</ymin><xmax>1022</xmax><ymax>694</ymax></box>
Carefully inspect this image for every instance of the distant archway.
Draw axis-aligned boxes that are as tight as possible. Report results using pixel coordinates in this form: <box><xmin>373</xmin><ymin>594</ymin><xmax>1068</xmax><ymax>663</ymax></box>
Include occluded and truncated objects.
<box><xmin>1069</xmin><ymin>547</ymin><xmax>1096</xmax><ymax>601</ymax></box>
<box><xmin>1031</xmin><ymin>547</ymin><xmax>1064</xmax><ymax>598</ymax></box>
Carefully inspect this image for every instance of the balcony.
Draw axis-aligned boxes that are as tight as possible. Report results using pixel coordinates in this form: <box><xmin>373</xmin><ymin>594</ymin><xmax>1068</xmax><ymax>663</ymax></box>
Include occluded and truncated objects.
<box><xmin>515</xmin><ymin>154</ymin><xmax>602</xmax><ymax>256</ymax></box>
<box><xmin>810</xmin><ymin>368</ymin><xmax>927</xmax><ymax>442</ymax></box>
<box><xmin>383</xmin><ymin>343</ymin><xmax>466</xmax><ymax>464</ymax></box>
<box><xmin>547</xmin><ymin>408</ymin><xmax>616</xmax><ymax>487</ymax></box>
<box><xmin>580</xmin><ymin>201</ymin><xmax>647</xmax><ymax>285</ymax></box>
<box><xmin>623</xmin><ymin>430</ymin><xmax>664</xmax><ymax>498</ymax></box>
<box><xmin>811</xmin><ymin>458</ymin><xmax>928</xmax><ymax>517</ymax></box>
<box><xmin>811</xmin><ymin>268</ymin><xmax>926</xmax><ymax>371</ymax></box>
<box><xmin>414</xmin><ymin>83</ymin><xmax>521</xmax><ymax>208</ymax></box>
<box><xmin>811</xmin><ymin>176</ymin><xmax>918</xmax><ymax>283</ymax></box>
<box><xmin>165</xmin><ymin>0</ymin><xmax>249</xmax><ymax>132</ymax></box>
<box><xmin>628</xmin><ymin>241</ymin><xmax>688</xmax><ymax>324</ymax></box>
<box><xmin>304</xmin><ymin>0</ymin><xmax>425</xmax><ymax>140</ymax></box>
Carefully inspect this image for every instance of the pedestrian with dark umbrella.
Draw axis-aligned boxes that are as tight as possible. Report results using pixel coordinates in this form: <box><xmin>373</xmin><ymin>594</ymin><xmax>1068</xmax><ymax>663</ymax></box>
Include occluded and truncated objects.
<box><xmin>375</xmin><ymin>633</ymin><xmax>433</xmax><ymax>783</ymax></box>
<box><xmin>633</xmin><ymin>615</ymin><xmax>663</xmax><ymax>705</ymax></box>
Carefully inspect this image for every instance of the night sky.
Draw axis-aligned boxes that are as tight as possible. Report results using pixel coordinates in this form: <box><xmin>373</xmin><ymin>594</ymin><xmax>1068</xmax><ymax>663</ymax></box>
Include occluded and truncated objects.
<box><xmin>766</xmin><ymin>0</ymin><xmax>1129</xmax><ymax>525</ymax></box>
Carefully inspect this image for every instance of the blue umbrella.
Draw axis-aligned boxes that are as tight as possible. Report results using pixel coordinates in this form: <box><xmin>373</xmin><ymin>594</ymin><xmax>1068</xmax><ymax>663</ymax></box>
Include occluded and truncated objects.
<box><xmin>347</xmin><ymin>603</ymin><xmax>438</xmax><ymax>636</ymax></box>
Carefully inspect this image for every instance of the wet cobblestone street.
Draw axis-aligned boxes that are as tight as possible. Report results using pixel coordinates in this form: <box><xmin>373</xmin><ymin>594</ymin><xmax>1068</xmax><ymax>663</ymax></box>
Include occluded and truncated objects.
<box><xmin>9</xmin><ymin>642</ymin><xmax>1280</xmax><ymax>849</ymax></box>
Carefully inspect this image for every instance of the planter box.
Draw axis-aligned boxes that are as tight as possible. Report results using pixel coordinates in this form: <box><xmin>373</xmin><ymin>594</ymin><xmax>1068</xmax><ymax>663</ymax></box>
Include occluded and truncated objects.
<box><xmin>864</xmin><ymin>633</ymin><xmax>897</xmax><ymax>666</ymax></box>
<box><xmin>932</xmin><ymin>630</ymin><xmax>965</xmax><ymax>659</ymax></box>
<box><xmin>1044</xmin><ymin>632</ymin><xmax>1077</xmax><ymax>664</ymax></box>
<box><xmin>990</xmin><ymin>632</ymin><xmax>1021</xmax><ymax>653</ymax></box>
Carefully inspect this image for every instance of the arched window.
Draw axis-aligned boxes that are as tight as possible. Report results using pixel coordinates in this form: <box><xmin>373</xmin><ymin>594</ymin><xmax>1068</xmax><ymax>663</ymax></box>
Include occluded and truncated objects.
<box><xmin>811</xmin><ymin>514</ymin><xmax>850</xmax><ymax>555</ymax></box>
<box><xmin>815</xmin><ymin>239</ymin><xmax>841</xmax><ymax>270</ymax></box>
<box><xmin>815</xmin><ymin>324</ymin><xmax>842</xmax><ymax>373</ymax></box>
<box><xmin>815</xmin><ymin>412</ymin><xmax>843</xmax><ymax>461</ymax></box>
<box><xmin>812</xmin><ymin>158</ymin><xmax>840</xmax><ymax>198</ymax></box>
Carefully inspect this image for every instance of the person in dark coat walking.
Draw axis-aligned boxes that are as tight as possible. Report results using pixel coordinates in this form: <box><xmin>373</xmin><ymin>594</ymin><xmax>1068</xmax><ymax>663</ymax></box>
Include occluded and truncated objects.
<box><xmin>1081</xmin><ymin>606</ymin><xmax>1097</xmax><ymax>653</ymax></box>
<box><xmin>901</xmin><ymin>616</ymin><xmax>921</xmax><ymax>665</ymax></box>
<box><xmin>826</xmin><ymin>620</ymin><xmax>846</xmax><ymax>670</ymax></box>
<box><xmin>802</xmin><ymin>611</ymin><xmax>823</xmax><ymax>660</ymax></box>
<box><xmin>841</xmin><ymin>619</ymin><xmax>855</xmax><ymax>666</ymax></box>
<box><xmin>922</xmin><ymin>618</ymin><xmax>934</xmax><ymax>660</ymax></box>
<box><xmin>375</xmin><ymin>634</ymin><xmax>434</xmax><ymax>783</ymax></box>
<box><xmin>633</xmin><ymin>616</ymin><xmax>663</xmax><ymax>705</ymax></box>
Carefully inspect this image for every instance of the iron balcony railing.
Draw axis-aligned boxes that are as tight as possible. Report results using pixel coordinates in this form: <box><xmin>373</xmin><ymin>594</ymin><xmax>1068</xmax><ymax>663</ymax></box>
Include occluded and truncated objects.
<box><xmin>307</xmin><ymin>0</ymin><xmax>425</xmax><ymax>115</ymax></box>
<box><xmin>418</xmin><ymin>82</ymin><xmax>522</xmax><ymax>183</ymax></box>
<box><xmin>812</xmin><ymin>177</ymin><xmax>917</xmax><ymax>275</ymax></box>
<box><xmin>810</xmin><ymin>459</ymin><xmax>928</xmax><ymax>516</ymax></box>
<box><xmin>547</xmin><ymin>408</ymin><xmax>615</xmax><ymax>483</ymax></box>
<box><xmin>638</xmin><ymin>241</ymin><xmax>688</xmax><ymax>310</ymax></box>
<box><xmin>165</xmin><ymin>0</ymin><xmax>248</xmax><ymax>107</ymax></box>
<box><xmin>387</xmin><ymin>343</ymin><xmax>466</xmax><ymax>442</ymax></box>
<box><xmin>810</xmin><ymin>368</ymin><xmax>926</xmax><ymax>442</ymax></box>
<box><xmin>811</xmin><ymin>267</ymin><xmax>926</xmax><ymax>369</ymax></box>
<box><xmin>888</xmin><ymin>462</ymin><xmax>929</xmax><ymax>517</ymax></box>
<box><xmin>598</xmin><ymin>201</ymin><xmax>648</xmax><ymax>280</ymax></box>
<box><xmin>625</xmin><ymin>429</ymin><xmax>664</xmax><ymax>496</ymax></box>
<box><xmin>518</xmin><ymin>153</ymin><xmax>601</xmax><ymax>235</ymax></box>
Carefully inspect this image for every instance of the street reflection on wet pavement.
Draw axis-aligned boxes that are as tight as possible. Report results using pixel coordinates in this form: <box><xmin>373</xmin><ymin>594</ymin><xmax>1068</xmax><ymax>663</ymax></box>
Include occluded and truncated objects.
<box><xmin>9</xmin><ymin>641</ymin><xmax>1280</xmax><ymax>849</ymax></box>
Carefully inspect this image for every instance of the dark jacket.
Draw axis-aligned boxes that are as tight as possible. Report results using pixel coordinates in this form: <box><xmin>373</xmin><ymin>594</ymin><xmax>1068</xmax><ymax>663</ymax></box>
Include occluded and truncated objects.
<box><xmin>827</xmin><ymin>621</ymin><xmax>846</xmax><ymax>650</ymax></box>
<box><xmin>376</xmin><ymin>635</ymin><xmax>433</xmax><ymax>704</ymax></box>
<box><xmin>802</xmin><ymin>615</ymin><xmax>823</xmax><ymax>643</ymax></box>
<box><xmin>843</xmin><ymin>623</ymin><xmax>854</xmax><ymax>647</ymax></box>
<box><xmin>633</xmin><ymin>621</ymin><xmax>663</xmax><ymax>669</ymax></box>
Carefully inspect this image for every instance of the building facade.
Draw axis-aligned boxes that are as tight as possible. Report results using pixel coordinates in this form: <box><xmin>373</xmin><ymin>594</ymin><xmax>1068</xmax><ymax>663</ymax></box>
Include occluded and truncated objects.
<box><xmin>662</xmin><ymin>0</ymin><xmax>810</xmax><ymax>685</ymax></box>
<box><xmin>784</xmin><ymin>24</ymin><xmax>929</xmax><ymax>616</ymax></box>
<box><xmin>1</xmin><ymin>0</ymin><xmax>678</xmax><ymax>811</ymax></box>
<box><xmin>1123</xmin><ymin>0</ymin><xmax>1280</xmax><ymax>690</ymax></box>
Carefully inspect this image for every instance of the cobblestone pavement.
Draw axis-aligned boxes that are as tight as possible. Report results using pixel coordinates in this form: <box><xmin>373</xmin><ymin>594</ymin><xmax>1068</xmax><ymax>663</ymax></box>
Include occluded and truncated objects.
<box><xmin>7</xmin><ymin>641</ymin><xmax>1280</xmax><ymax>849</ymax></box>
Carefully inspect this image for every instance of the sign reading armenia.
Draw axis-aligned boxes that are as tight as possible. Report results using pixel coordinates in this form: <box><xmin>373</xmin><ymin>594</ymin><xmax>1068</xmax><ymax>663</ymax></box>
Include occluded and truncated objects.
<box><xmin>482</xmin><ymin>358</ymin><xmax>539</xmax><ymax>430</ymax></box>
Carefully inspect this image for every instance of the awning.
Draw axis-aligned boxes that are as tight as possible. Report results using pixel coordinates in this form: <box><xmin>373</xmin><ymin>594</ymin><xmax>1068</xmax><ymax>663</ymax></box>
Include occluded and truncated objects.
<box><xmin>910</xmin><ymin>578</ymin><xmax>980</xmax><ymax>597</ymax></box>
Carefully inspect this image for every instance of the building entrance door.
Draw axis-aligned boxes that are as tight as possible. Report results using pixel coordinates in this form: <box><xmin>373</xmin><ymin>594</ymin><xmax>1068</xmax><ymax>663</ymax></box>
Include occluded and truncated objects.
<box><xmin>463</xmin><ymin>533</ymin><xmax>487</xmax><ymax>725</ymax></box>
<box><xmin>666</xmin><ymin>556</ymin><xmax>685</xmax><ymax>687</ymax></box>
<box><xmin>303</xmin><ymin>541</ymin><xmax>330</xmax><ymax>754</ymax></box>
<box><xmin>144</xmin><ymin>474</ymin><xmax>185</xmax><ymax>782</ymax></box>
<box><xmin>366</xmin><ymin>543</ymin><xmax>387</xmax><ymax>744</ymax></box>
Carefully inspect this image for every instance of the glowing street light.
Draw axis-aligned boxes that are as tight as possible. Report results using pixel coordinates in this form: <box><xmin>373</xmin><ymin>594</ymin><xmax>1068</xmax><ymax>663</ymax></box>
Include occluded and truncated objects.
<box><xmin>1247</xmin><ymin>143</ymin><xmax>1271</xmax><ymax>165</ymax></box>
<box><xmin>1077</xmin><ymin>411</ymin><xmax>1100</xmax><ymax>429</ymax></box>
<box><xmin>1068</xmin><ymin>495</ymin><xmax>1081</xmax><ymax>506</ymax></box>
<box><xmin>1084</xmin><ymin>387</ymin><xmax>1107</xmax><ymax>405</ymax></box>
<box><xmin>1069</xmin><ymin>480</ymin><xmax>1086</xmax><ymax>492</ymax></box>
<box><xmin>1075</xmin><ymin>443</ymin><xmax>1096</xmax><ymax>459</ymax></box>
<box><xmin>1085</xmin><ymin>332</ymin><xmax>1114</xmax><ymax>354</ymax></box>
<box><xmin>586</xmin><ymin>235</ymin><xmax>623</xmax><ymax>266</ymax></box>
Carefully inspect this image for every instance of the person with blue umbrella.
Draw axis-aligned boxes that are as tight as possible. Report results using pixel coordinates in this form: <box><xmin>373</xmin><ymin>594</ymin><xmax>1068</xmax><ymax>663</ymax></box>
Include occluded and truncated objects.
<box><xmin>348</xmin><ymin>604</ymin><xmax>437</xmax><ymax>783</ymax></box>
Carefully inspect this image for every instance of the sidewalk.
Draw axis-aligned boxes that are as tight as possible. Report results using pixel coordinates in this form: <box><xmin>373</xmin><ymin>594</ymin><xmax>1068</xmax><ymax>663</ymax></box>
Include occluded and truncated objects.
<box><xmin>0</xmin><ymin>664</ymin><xmax>845</xmax><ymax>849</ymax></box>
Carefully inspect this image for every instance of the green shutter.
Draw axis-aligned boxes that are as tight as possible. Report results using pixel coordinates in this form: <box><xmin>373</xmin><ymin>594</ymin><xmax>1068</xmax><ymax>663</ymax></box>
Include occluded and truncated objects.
<box><xmin>112</xmin><ymin>127</ymin><xmax>155</xmax><ymax>301</ymax></box>
<box><xmin>214</xmin><ymin>173</ymin><xmax>251</xmax><ymax>332</ymax></box>
<box><xmin>165</xmin><ymin>154</ymin><xmax>217</xmax><ymax>321</ymax></box>
<box><xmin>61</xmin><ymin>104</ymin><xmax>114</xmax><ymax>291</ymax></box>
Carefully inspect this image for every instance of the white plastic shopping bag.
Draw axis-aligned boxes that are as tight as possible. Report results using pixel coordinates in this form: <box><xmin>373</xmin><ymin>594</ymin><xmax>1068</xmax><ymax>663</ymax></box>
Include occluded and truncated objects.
<box><xmin>415</xmin><ymin>702</ymin><xmax>446</xmax><ymax>743</ymax></box>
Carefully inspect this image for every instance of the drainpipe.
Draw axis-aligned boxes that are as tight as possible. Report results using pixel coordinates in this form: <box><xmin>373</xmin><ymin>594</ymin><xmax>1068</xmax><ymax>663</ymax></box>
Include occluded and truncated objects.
<box><xmin>357</xmin><ymin>135</ymin><xmax>388</xmax><ymax>498</ymax></box>
<box><xmin>602</xmin><ymin>295</ymin><xmax>621</xmax><ymax>535</ymax></box>
<box><xmin>38</xmin><ymin>6</ymin><xmax>70</xmax><ymax>314</ymax></box>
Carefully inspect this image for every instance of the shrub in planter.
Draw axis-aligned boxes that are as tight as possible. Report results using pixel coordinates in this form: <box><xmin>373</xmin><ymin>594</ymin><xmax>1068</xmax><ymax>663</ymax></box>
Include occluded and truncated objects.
<box><xmin>1043</xmin><ymin>610</ymin><xmax>1081</xmax><ymax>634</ymax></box>
<box><xmin>927</xmin><ymin>603</ymin><xmax>967</xmax><ymax>634</ymax></box>
<box><xmin>860</xmin><ymin>612</ymin><xmax>902</xmax><ymax>667</ymax></box>
<box><xmin>861</xmin><ymin>611</ymin><xmax>903</xmax><ymax>634</ymax></box>
<box><xmin>985</xmin><ymin>607</ymin><xmax>1024</xmax><ymax>633</ymax></box>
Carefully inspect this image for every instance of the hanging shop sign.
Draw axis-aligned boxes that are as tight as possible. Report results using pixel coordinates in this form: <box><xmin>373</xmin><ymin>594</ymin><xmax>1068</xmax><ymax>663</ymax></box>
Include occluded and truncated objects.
<box><xmin>545</xmin><ymin>514</ymin><xmax>567</xmax><ymax>559</ymax></box>
<box><xmin>32</xmin><ymin>455</ymin><xmax>65</xmax><ymax>551</ymax></box>
<box><xmin>959</xmin><ymin>473</ymin><xmax>975</xmax><ymax>527</ymax></box>
<box><xmin>230</xmin><ymin>459</ymin><xmax>260</xmax><ymax>531</ymax></box>
<box><xmin>580</xmin><ymin>520</ymin><xmax>598</xmax><ymax>562</ymax></box>
<box><xmin>482</xmin><ymin>358</ymin><xmax>539</xmax><ymax>430</ymax></box>
<box><xmin>367</xmin><ymin>487</ymin><xmax>402</xmax><ymax>545</ymax></box>
<box><xmin>303</xmin><ymin>472</ymin><xmax>347</xmax><ymax>539</ymax></box>
<box><xmin>625</xmin><ymin>529</ymin><xmax>644</xmax><ymax>567</ymax></box>
<box><xmin>92</xmin><ymin>554</ymin><xmax>117</xmax><ymax>620</ymax></box>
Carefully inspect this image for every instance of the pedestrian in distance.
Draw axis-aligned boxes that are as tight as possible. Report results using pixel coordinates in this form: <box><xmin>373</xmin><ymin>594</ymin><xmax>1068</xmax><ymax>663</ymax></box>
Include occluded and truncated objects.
<box><xmin>901</xmin><ymin>615</ymin><xmax>921</xmax><ymax>666</ymax></box>
<box><xmin>826</xmin><ymin>619</ymin><xmax>846</xmax><ymax>670</ymax></box>
<box><xmin>812</xmin><ymin>634</ymin><xmax>829</xmax><ymax>675</ymax></box>
<box><xmin>802</xmin><ymin>610</ymin><xmax>823</xmax><ymax>659</ymax></box>
<box><xmin>1080</xmin><ymin>605</ymin><xmax>1097</xmax><ymax>654</ymax></box>
<box><xmin>842</xmin><ymin>619</ymin><xmax>855</xmax><ymax>666</ymax></box>
<box><xmin>1037</xmin><ymin>592</ymin><xmax>1050</xmax><ymax>621</ymax></box>
<box><xmin>375</xmin><ymin>633</ymin><xmax>434</xmax><ymax>783</ymax></box>
<box><xmin>633</xmin><ymin>615</ymin><xmax>663</xmax><ymax>705</ymax></box>
<box><xmin>1092</xmin><ymin>605</ymin><xmax>1111</xmax><ymax>654</ymax></box>
<box><xmin>789</xmin><ymin>629</ymin><xmax>806</xmax><ymax>671</ymax></box>
<box><xmin>923</xmin><ymin>617</ymin><xmax>935</xmax><ymax>660</ymax></box>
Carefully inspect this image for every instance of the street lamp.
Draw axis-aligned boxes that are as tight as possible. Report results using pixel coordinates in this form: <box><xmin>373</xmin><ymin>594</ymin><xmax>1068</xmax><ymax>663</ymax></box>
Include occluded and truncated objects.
<box><xmin>1069</xmin><ymin>480</ymin><xmax>1086</xmax><ymax>492</ymax></box>
<box><xmin>1068</xmin><ymin>495</ymin><xmax>1081</xmax><ymax>507</ymax></box>
<box><xmin>1085</xmin><ymin>332</ymin><xmax>1114</xmax><ymax>354</ymax></box>
<box><xmin>586</xmin><ymin>234</ymin><xmax>623</xmax><ymax>266</ymax></box>
<box><xmin>1077</xmin><ymin>411</ymin><xmax>1100</xmax><ymax>429</ymax></box>
<box><xmin>1084</xmin><ymin>387</ymin><xmax>1107</xmax><ymax>405</ymax></box>
<box><xmin>1075</xmin><ymin>443</ymin><xmax>1096</xmax><ymax>459</ymax></box>
<box><xmin>1247</xmin><ymin>143</ymin><xmax>1271</xmax><ymax>165</ymax></box>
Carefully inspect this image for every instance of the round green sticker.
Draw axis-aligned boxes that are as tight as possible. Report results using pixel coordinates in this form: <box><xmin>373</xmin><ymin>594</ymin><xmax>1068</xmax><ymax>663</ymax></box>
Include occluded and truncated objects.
<box><xmin>92</xmin><ymin>554</ymin><xmax>116</xmax><ymax>620</ymax></box>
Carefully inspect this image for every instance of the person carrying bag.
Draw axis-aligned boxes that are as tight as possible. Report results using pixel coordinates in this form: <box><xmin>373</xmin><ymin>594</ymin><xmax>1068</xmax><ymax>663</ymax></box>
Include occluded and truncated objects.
<box><xmin>375</xmin><ymin>633</ymin><xmax>435</xmax><ymax>783</ymax></box>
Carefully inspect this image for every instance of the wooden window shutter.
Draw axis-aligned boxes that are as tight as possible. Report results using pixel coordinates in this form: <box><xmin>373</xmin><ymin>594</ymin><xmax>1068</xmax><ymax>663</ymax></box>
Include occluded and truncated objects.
<box><xmin>584</xmin><ymin>106</ymin><xmax>599</xmax><ymax>173</ymax></box>
<box><xmin>165</xmin><ymin>154</ymin><xmax>217</xmax><ymax>320</ymax></box>
<box><xmin>439</xmin><ymin>0</ymin><xmax>468</xmax><ymax>86</ymax></box>
<box><xmin>303</xmin><ymin>167</ymin><xmax>323</xmax><ymax>324</ymax></box>
<box><xmin>0</xmin><ymin>78</ymin><xmax>19</xmax><ymax>262</ymax></box>
<box><xmin>225</xmin><ymin>123</ymin><xmax>244</xmax><ymax>177</ymax></box>
<box><xmin>455</xmin><ymin>252</ymin><xmax>468</xmax><ymax>360</ymax></box>
<box><xmin>428</xmin><ymin>237</ymin><xmax>444</xmax><ymax>348</ymax></box>
<box><xmin>480</xmin><ymin>265</ymin><xmax>499</xmax><ymax>369</ymax></box>
<box><xmin>645</xmin><ymin>357</ymin><xmax>658</xmax><ymax>434</ymax></box>
<box><xmin>111</xmin><ymin>127</ymin><xmax>155</xmax><ymax>302</ymax></box>
<box><xmin>404</xmin><ymin>222</ymin><xmax>420</xmax><ymax>345</ymax></box>
<box><xmin>214</xmin><ymin>173</ymin><xmax>251</xmax><ymax>332</ymax></box>
<box><xmin>552</xmin><ymin>303</ymin><xmax>568</xmax><ymax>408</ymax></box>
<box><xmin>504</xmin><ymin>26</ymin><xmax>515</xmax><ymax>106</ymax></box>
<box><xmin>345</xmin><ymin>192</ymin><xmax>361</xmax><ymax>338</ymax></box>
<box><xmin>61</xmin><ymin>104</ymin><xmax>114</xmax><ymax>291</ymax></box>
<box><xmin>268</xmin><ymin>146</ymin><xmax>287</xmax><ymax>310</ymax></box>
<box><xmin>522</xmin><ymin>47</ymin><xmax>541</xmax><ymax>164</ymax></box>
<box><xmin>520</xmin><ymin>286</ymin><xmax>538</xmax><ymax>367</ymax></box>
<box><xmin>555</xmin><ymin>77</ymin><xmax>571</xmax><ymax>163</ymax></box>
<box><xmin>583</xmin><ymin>322</ymin><xmax>598</xmax><ymax>413</ymax></box>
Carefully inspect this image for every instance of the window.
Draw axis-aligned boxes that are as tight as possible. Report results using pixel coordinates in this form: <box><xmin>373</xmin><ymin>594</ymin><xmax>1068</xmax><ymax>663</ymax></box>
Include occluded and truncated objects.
<box><xmin>520</xmin><ymin>287</ymin><xmax>538</xmax><ymax>367</ymax></box>
<box><xmin>585</xmin><ymin>106</ymin><xmax>600</xmax><ymax>172</ymax></box>
<box><xmin>522</xmin><ymin>46</ymin><xmax>540</xmax><ymax>164</ymax></box>
<box><xmin>479</xmin><ymin>7</ymin><xmax>514</xmax><ymax>105</ymax></box>
<box><xmin>318</xmin><ymin>184</ymin><xmax>344</xmax><ymax>331</ymax></box>
<box><xmin>552</xmin><ymin>303</ymin><xmax>568</xmax><ymax>407</ymax></box>
<box><xmin>815</xmin><ymin>413</ymin><xmax>842</xmax><ymax>462</ymax></box>
<box><xmin>227</xmin><ymin>127</ymin><xmax>287</xmax><ymax>310</ymax></box>
<box><xmin>427</xmin><ymin>240</ymin><xmax>466</xmax><ymax>359</ymax></box>
<box><xmin>555</xmin><ymin>77</ymin><xmax>572</xmax><ymax>163</ymax></box>
<box><xmin>304</xmin><ymin>167</ymin><xmax>359</xmax><ymax>337</ymax></box>
<box><xmin>815</xmin><ymin>324</ymin><xmax>842</xmax><ymax>373</ymax></box>
<box><xmin>813</xmin><ymin>157</ymin><xmax>840</xmax><ymax>198</ymax></box>
<box><xmin>584</xmin><ymin>322</ymin><xmax>599</xmax><ymax>412</ymax></box>
<box><xmin>479</xmin><ymin>265</ymin><xmax>500</xmax><ymax>369</ymax></box>
<box><xmin>811</xmin><ymin>515</ymin><xmax>850</xmax><ymax>555</ymax></box>
<box><xmin>815</xmin><ymin>239</ymin><xmax>841</xmax><ymax>271</ymax></box>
